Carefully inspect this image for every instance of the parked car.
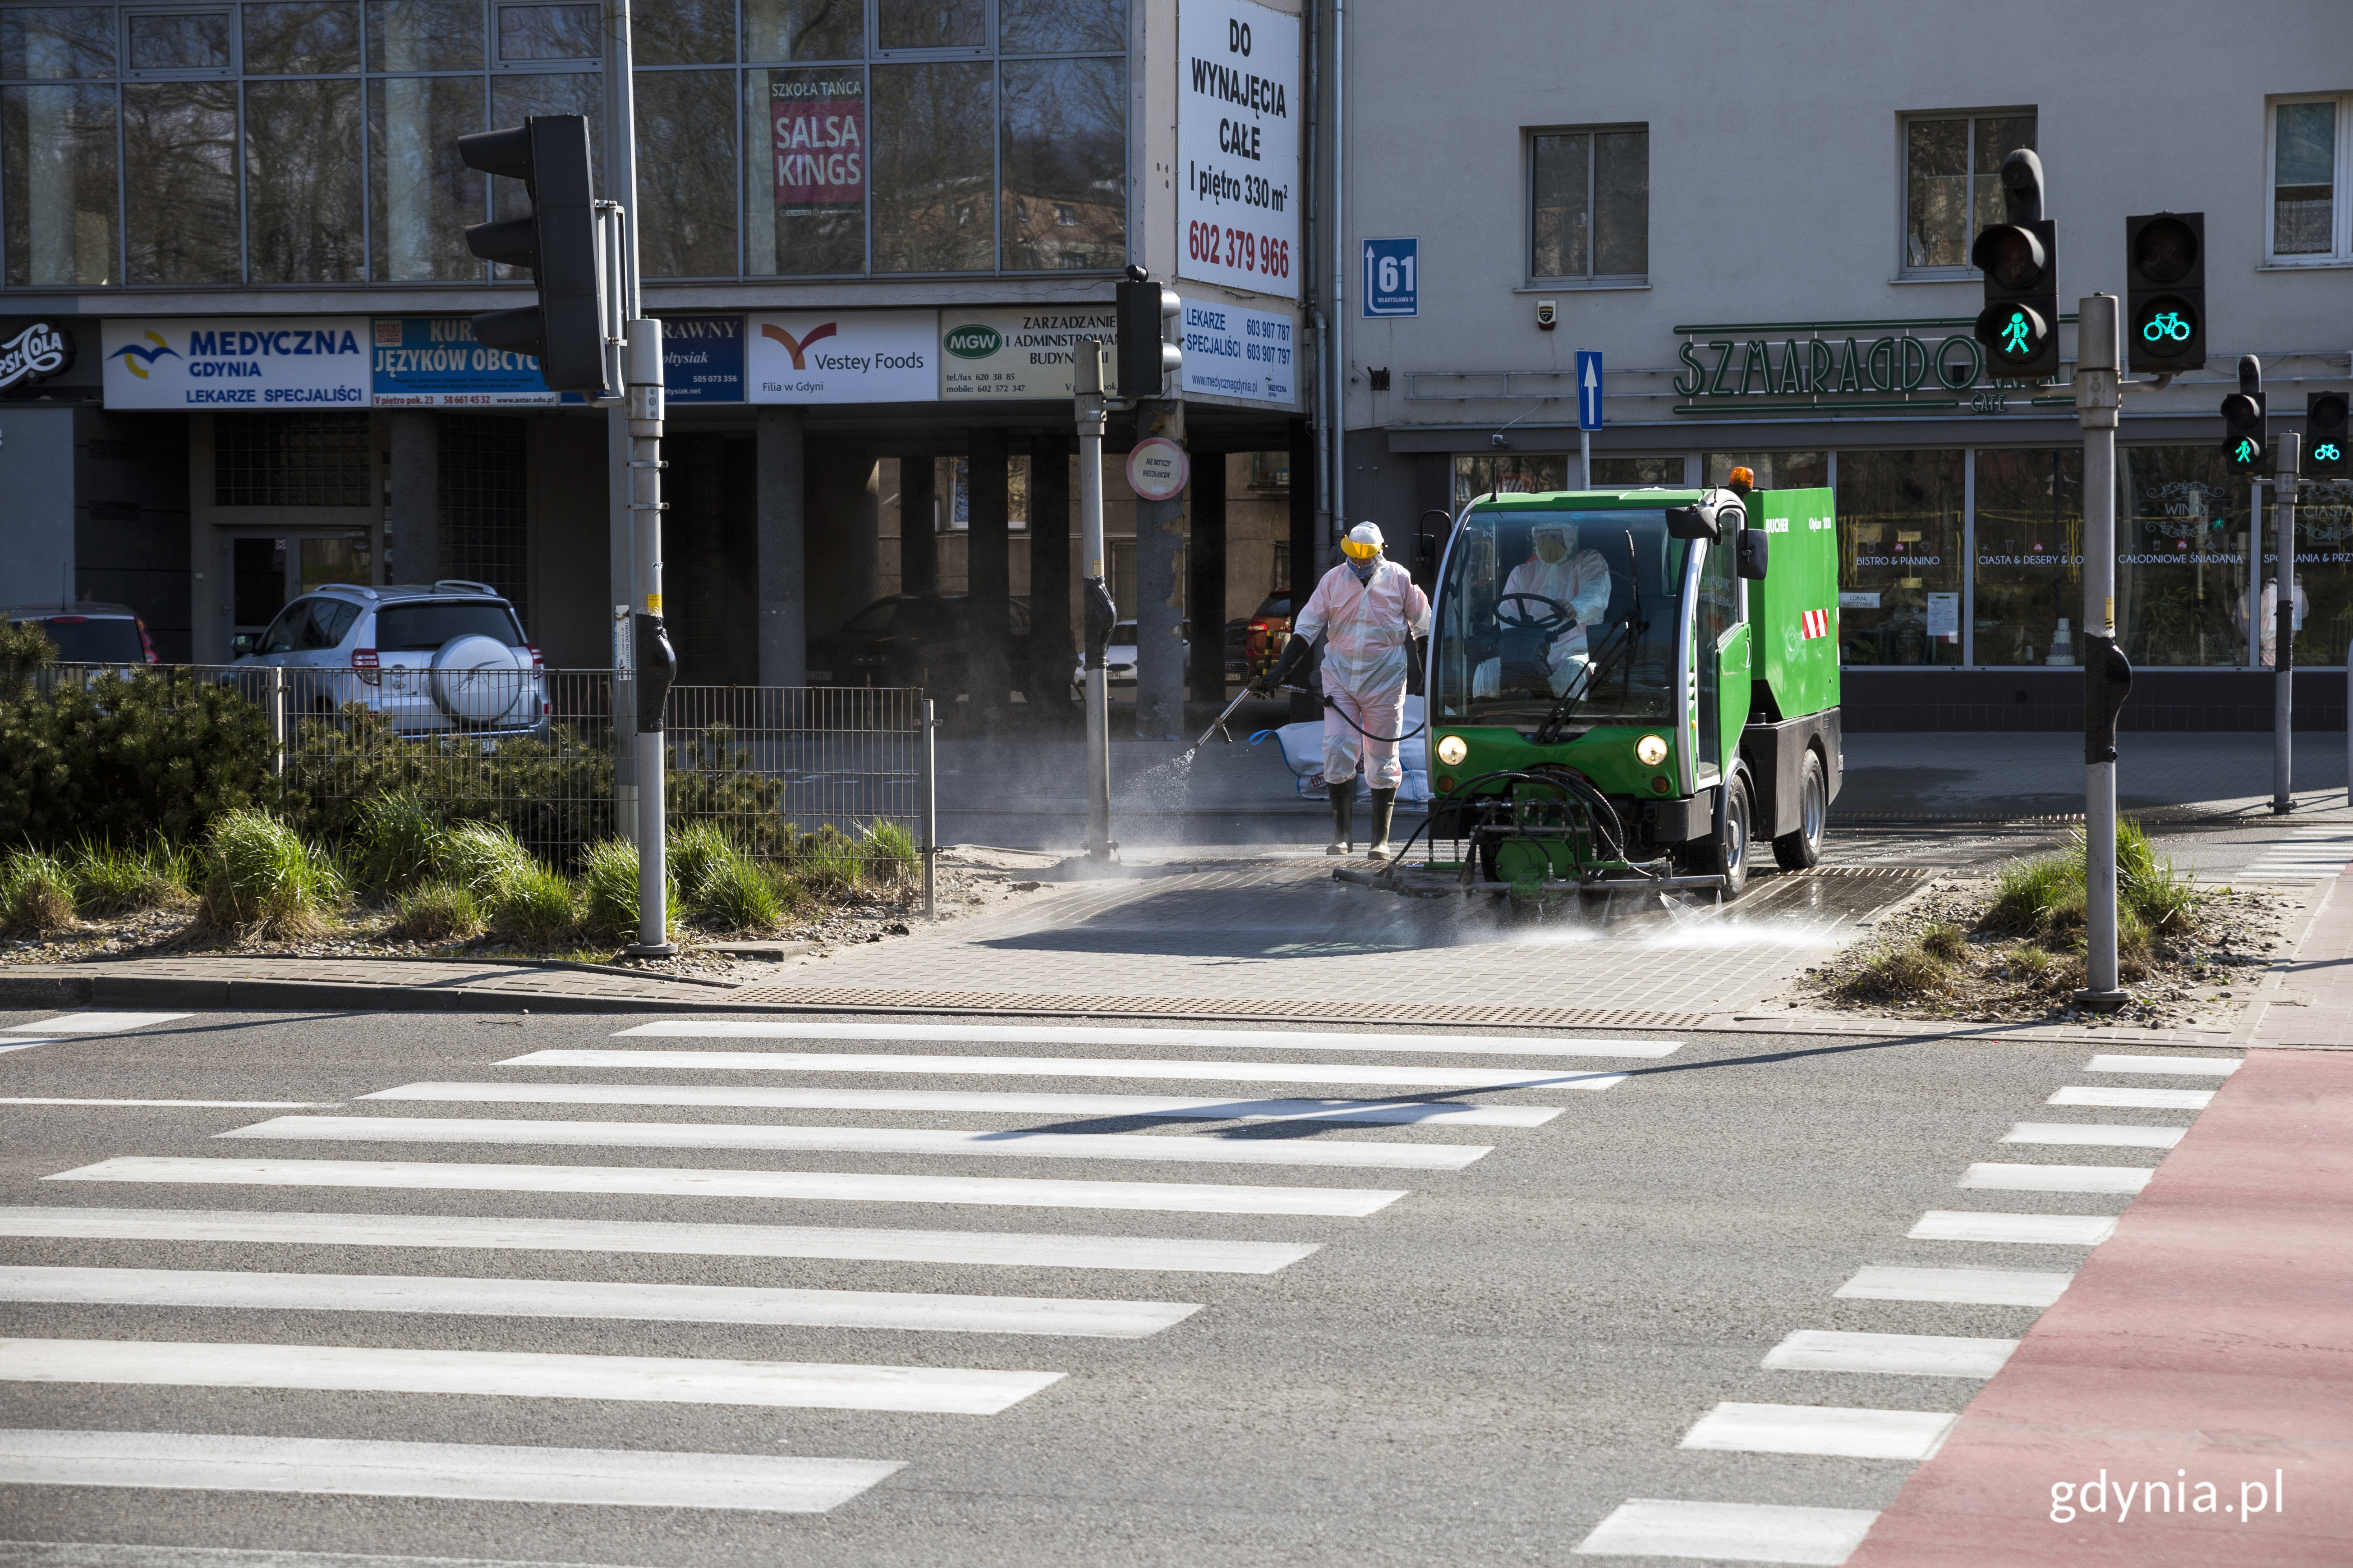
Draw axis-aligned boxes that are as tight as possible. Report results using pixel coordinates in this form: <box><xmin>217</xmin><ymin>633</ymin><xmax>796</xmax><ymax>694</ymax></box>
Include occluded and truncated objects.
<box><xmin>1243</xmin><ymin>593</ymin><xmax>1291</xmax><ymax>674</ymax></box>
<box><xmin>228</xmin><ymin>579</ymin><xmax>546</xmax><ymax>737</ymax></box>
<box><xmin>1224</xmin><ymin>617</ymin><xmax>1251</xmax><ymax>680</ymax></box>
<box><xmin>5</xmin><ymin>602</ymin><xmax>160</xmax><ymax>671</ymax></box>
<box><xmin>807</xmin><ymin>593</ymin><xmax>1034</xmax><ymax>697</ymax></box>
<box><xmin>1070</xmin><ymin>620</ymin><xmax>1192</xmax><ymax>700</ymax></box>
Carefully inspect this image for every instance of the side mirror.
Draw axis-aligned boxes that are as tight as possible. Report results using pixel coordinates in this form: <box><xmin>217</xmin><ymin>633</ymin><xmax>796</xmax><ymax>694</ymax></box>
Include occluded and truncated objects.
<box><xmin>1737</xmin><ymin>527</ymin><xmax>1769</xmax><ymax>580</ymax></box>
<box><xmin>230</xmin><ymin>633</ymin><xmax>257</xmax><ymax>658</ymax></box>
<box><xmin>1664</xmin><ymin>504</ymin><xmax>1717</xmax><ymax>542</ymax></box>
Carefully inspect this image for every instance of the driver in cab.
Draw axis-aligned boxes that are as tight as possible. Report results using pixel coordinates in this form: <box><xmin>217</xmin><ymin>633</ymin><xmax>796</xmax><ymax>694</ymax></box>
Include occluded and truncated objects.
<box><xmin>1491</xmin><ymin>522</ymin><xmax>1609</xmax><ymax>698</ymax></box>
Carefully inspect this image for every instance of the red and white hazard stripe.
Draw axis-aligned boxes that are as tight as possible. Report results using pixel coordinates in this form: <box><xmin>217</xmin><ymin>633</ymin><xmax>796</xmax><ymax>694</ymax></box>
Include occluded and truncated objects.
<box><xmin>1799</xmin><ymin>608</ymin><xmax>1831</xmax><ymax>639</ymax></box>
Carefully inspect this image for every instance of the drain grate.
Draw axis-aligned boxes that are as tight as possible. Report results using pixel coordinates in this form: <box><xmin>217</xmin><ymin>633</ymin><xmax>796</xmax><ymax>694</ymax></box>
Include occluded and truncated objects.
<box><xmin>721</xmin><ymin>986</ymin><xmax>1714</xmax><ymax>1032</ymax></box>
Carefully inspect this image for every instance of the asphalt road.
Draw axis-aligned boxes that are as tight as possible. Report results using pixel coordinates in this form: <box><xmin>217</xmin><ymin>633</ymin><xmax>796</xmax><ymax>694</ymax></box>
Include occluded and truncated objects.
<box><xmin>0</xmin><ymin>1006</ymin><xmax>2201</xmax><ymax>1567</ymax></box>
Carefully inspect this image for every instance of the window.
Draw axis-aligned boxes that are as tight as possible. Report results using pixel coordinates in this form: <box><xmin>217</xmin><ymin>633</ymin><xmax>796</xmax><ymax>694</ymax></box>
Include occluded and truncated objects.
<box><xmin>1970</xmin><ymin>448</ymin><xmax>2082</xmax><ymax>668</ymax></box>
<box><xmin>214</xmin><ymin>412</ymin><xmax>371</xmax><ymax>505</ymax></box>
<box><xmin>1902</xmin><ymin>110</ymin><xmax>2035</xmax><ymax>274</ymax></box>
<box><xmin>1452</xmin><ymin>454</ymin><xmax>1566</xmax><ymax>510</ymax></box>
<box><xmin>1703</xmin><ymin>452</ymin><xmax>1826</xmax><ymax>490</ymax></box>
<box><xmin>2270</xmin><ymin>95</ymin><xmax>2351</xmax><ymax>262</ymax></box>
<box><xmin>437</xmin><ymin>413</ymin><xmax>527</xmax><ymax>606</ymax></box>
<box><xmin>1837</xmin><ymin>450</ymin><xmax>1963</xmax><ymax>667</ymax></box>
<box><xmin>1529</xmin><ymin>125</ymin><xmax>1645</xmax><ymax>282</ymax></box>
<box><xmin>1589</xmin><ymin>456</ymin><xmax>1685</xmax><ymax>487</ymax></box>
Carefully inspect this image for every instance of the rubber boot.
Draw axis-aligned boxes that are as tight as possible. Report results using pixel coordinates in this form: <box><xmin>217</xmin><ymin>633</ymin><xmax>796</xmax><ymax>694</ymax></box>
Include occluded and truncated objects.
<box><xmin>1366</xmin><ymin>787</ymin><xmax>1397</xmax><ymax>861</ymax></box>
<box><xmin>1325</xmin><ymin>781</ymin><xmax>1354</xmax><ymax>856</ymax></box>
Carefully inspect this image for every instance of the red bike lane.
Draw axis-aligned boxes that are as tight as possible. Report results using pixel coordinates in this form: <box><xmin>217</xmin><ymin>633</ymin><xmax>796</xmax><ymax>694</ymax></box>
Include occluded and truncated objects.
<box><xmin>1847</xmin><ymin>1045</ymin><xmax>2353</xmax><ymax>1566</ymax></box>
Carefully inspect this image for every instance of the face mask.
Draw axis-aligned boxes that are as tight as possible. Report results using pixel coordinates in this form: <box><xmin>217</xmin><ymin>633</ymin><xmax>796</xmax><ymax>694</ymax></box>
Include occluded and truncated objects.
<box><xmin>1349</xmin><ymin>555</ymin><xmax>1378</xmax><ymax>582</ymax></box>
<box><xmin>1535</xmin><ymin>535</ymin><xmax>1568</xmax><ymax>564</ymax></box>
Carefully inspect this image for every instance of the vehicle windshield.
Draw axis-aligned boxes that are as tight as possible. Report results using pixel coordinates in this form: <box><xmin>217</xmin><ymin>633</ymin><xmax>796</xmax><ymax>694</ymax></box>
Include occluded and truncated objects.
<box><xmin>374</xmin><ymin>602</ymin><xmax>524</xmax><ymax>651</ymax></box>
<box><xmin>24</xmin><ymin>616</ymin><xmax>142</xmax><ymax>662</ymax></box>
<box><xmin>839</xmin><ymin>600</ymin><xmax>902</xmax><ymax>634</ymax></box>
<box><xmin>1433</xmin><ymin>508</ymin><xmax>1685</xmax><ymax>731</ymax></box>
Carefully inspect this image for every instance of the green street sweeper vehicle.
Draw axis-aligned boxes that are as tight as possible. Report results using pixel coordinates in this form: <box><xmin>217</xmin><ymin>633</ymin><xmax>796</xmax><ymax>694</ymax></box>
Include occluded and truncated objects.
<box><xmin>1361</xmin><ymin>477</ymin><xmax>1841</xmax><ymax>901</ymax></box>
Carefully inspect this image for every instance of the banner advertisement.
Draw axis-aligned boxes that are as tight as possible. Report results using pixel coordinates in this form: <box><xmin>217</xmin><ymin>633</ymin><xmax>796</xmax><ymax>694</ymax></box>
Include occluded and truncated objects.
<box><xmin>939</xmin><ymin>307</ymin><xmax>1122</xmax><ymax>400</ymax></box>
<box><xmin>1176</xmin><ymin>0</ymin><xmax>1300</xmax><ymax>300</ymax></box>
<box><xmin>369</xmin><ymin>317</ymin><xmax>559</xmax><ymax>406</ymax></box>
<box><xmin>102</xmin><ymin>317</ymin><xmax>368</xmax><ymax>409</ymax></box>
<box><xmin>747</xmin><ymin>310</ymin><xmax>936</xmax><ymax>403</ymax></box>
<box><xmin>1179</xmin><ymin>298</ymin><xmax>1296</xmax><ymax>406</ymax></box>
<box><xmin>771</xmin><ymin>73</ymin><xmax>865</xmax><ymax>214</ymax></box>
<box><xmin>660</xmin><ymin>314</ymin><xmax>745</xmax><ymax>403</ymax></box>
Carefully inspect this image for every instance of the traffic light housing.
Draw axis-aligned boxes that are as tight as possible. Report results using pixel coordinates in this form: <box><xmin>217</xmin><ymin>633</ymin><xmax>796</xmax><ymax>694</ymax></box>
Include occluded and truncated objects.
<box><xmin>2221</xmin><ymin>357</ymin><xmax>2266</xmax><ymax>475</ymax></box>
<box><xmin>1115</xmin><ymin>265</ymin><xmax>1183</xmax><ymax>397</ymax></box>
<box><xmin>1972</xmin><ymin>149</ymin><xmax>2059</xmax><ymax>382</ymax></box>
<box><xmin>459</xmin><ymin>115</ymin><xmax>609</xmax><ymax>395</ymax></box>
<box><xmin>2124</xmin><ymin>212</ymin><xmax>2204</xmax><ymax>376</ymax></box>
<box><xmin>2308</xmin><ymin>391</ymin><xmax>2350</xmax><ymax>480</ymax></box>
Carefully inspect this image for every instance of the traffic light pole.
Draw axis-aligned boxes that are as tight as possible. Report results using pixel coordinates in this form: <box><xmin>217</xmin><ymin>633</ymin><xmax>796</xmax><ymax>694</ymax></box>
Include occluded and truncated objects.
<box><xmin>1074</xmin><ymin>339</ymin><xmax>1116</xmax><ymax>867</ymax></box>
<box><xmin>2075</xmin><ymin>295</ymin><xmax>2128</xmax><ymax>1009</ymax></box>
<box><xmin>2274</xmin><ymin>435</ymin><xmax>2300</xmax><ymax>815</ymax></box>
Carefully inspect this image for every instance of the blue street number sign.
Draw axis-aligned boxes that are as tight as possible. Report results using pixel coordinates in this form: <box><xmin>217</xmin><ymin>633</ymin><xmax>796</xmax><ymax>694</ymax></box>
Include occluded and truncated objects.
<box><xmin>1577</xmin><ymin>350</ymin><xmax>1604</xmax><ymax>431</ymax></box>
<box><xmin>1361</xmin><ymin>238</ymin><xmax>1418</xmax><ymax>317</ymax></box>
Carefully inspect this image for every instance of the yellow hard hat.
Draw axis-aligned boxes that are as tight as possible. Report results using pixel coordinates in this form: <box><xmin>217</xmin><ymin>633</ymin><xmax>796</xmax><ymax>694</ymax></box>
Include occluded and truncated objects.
<box><xmin>1341</xmin><ymin>522</ymin><xmax>1384</xmax><ymax>560</ymax></box>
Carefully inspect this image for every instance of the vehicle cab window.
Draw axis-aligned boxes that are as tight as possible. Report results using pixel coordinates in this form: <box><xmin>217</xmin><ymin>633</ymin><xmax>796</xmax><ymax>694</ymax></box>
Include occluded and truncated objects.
<box><xmin>298</xmin><ymin>599</ymin><xmax>359</xmax><ymax>651</ymax></box>
<box><xmin>1696</xmin><ymin>535</ymin><xmax>1737</xmax><ymax>649</ymax></box>
<box><xmin>260</xmin><ymin>600</ymin><xmax>313</xmax><ymax>655</ymax></box>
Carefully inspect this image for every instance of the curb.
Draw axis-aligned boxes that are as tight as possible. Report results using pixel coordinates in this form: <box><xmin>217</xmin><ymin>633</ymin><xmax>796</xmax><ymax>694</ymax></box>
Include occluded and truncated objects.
<box><xmin>0</xmin><ymin>972</ymin><xmax>708</xmax><ymax>1017</ymax></box>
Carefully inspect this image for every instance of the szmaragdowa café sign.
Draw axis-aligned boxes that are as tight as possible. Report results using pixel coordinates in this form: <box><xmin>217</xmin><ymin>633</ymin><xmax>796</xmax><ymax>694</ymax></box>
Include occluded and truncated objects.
<box><xmin>1670</xmin><ymin>315</ymin><xmax>2073</xmax><ymax>415</ymax></box>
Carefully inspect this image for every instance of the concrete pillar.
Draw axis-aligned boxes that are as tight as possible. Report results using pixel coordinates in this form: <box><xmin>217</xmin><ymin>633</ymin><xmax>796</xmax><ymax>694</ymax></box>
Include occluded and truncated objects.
<box><xmin>1288</xmin><ymin>417</ymin><xmax>1319</xmax><ymax>722</ymax></box>
<box><xmin>386</xmin><ymin>410</ymin><xmax>437</xmax><ymax>586</ymax></box>
<box><xmin>1027</xmin><ymin>431</ymin><xmax>1072</xmax><ymax>709</ymax></box>
<box><xmin>967</xmin><ymin>426</ymin><xmax>1011</xmax><ymax>709</ymax></box>
<box><xmin>756</xmin><ymin>405</ymin><xmax>807</xmax><ymax>686</ymax></box>
<box><xmin>1187</xmin><ymin>447</ymin><xmax>1227</xmax><ymax>702</ymax></box>
<box><xmin>899</xmin><ymin>454</ymin><xmax>937</xmax><ymax>596</ymax></box>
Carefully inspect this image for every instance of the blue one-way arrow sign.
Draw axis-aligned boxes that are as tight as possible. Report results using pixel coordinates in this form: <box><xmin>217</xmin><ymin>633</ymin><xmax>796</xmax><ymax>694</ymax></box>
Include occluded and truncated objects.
<box><xmin>1577</xmin><ymin>351</ymin><xmax>1604</xmax><ymax>431</ymax></box>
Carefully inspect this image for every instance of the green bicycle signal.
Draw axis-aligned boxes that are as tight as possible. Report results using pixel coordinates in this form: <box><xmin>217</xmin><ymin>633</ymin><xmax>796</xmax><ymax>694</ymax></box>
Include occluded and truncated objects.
<box><xmin>2318</xmin><ymin>442</ymin><xmax>2345</xmax><ymax>464</ymax></box>
<box><xmin>2141</xmin><ymin>311</ymin><xmax>2190</xmax><ymax>342</ymax></box>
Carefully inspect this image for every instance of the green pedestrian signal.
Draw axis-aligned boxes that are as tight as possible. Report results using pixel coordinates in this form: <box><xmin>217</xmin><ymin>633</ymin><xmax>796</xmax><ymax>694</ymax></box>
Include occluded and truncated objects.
<box><xmin>2234</xmin><ymin>437</ymin><xmax>2261</xmax><ymax>465</ymax></box>
<box><xmin>1970</xmin><ymin>151</ymin><xmax>2057</xmax><ymax>380</ymax></box>
<box><xmin>2001</xmin><ymin>312</ymin><xmax>2032</xmax><ymax>355</ymax></box>
<box><xmin>2221</xmin><ymin>361</ymin><xmax>2266</xmax><ymax>474</ymax></box>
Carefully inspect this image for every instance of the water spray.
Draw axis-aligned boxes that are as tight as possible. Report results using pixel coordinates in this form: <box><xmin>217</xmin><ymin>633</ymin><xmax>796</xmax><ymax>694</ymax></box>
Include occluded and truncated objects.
<box><xmin>1178</xmin><ymin>682</ymin><xmax>1264</xmax><ymax>767</ymax></box>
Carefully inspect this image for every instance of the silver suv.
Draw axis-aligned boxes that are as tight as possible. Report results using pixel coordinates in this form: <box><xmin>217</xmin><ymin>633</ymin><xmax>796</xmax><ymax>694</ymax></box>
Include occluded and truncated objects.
<box><xmin>230</xmin><ymin>580</ymin><xmax>547</xmax><ymax>737</ymax></box>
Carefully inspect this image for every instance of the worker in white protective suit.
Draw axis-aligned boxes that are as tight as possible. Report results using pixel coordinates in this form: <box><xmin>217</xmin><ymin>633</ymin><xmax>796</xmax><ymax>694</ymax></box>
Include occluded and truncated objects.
<box><xmin>1499</xmin><ymin>522</ymin><xmax>1612</xmax><ymax>698</ymax></box>
<box><xmin>2233</xmin><ymin>577</ymin><xmax>2310</xmax><ymax>669</ymax></box>
<box><xmin>1267</xmin><ymin>522</ymin><xmax>1431</xmax><ymax>859</ymax></box>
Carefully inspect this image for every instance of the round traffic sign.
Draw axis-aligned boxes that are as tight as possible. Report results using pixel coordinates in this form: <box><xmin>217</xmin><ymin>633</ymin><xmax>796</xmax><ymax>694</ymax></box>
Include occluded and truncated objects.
<box><xmin>1126</xmin><ymin>437</ymin><xmax>1190</xmax><ymax>501</ymax></box>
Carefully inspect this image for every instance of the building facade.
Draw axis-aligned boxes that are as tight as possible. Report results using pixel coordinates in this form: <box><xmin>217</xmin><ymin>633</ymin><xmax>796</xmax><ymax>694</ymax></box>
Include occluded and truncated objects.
<box><xmin>1328</xmin><ymin>0</ymin><xmax>2353</xmax><ymax>729</ymax></box>
<box><xmin>7</xmin><ymin>0</ymin><xmax>2350</xmax><ymax>731</ymax></box>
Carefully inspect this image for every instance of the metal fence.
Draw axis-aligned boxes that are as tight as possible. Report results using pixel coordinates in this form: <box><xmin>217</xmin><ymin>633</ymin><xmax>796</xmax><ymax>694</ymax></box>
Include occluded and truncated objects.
<box><xmin>34</xmin><ymin>663</ymin><xmax>934</xmax><ymax>893</ymax></box>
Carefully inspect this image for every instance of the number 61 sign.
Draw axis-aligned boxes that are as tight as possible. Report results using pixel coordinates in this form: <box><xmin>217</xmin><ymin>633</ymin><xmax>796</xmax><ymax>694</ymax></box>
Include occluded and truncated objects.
<box><xmin>1362</xmin><ymin>238</ymin><xmax>1418</xmax><ymax>318</ymax></box>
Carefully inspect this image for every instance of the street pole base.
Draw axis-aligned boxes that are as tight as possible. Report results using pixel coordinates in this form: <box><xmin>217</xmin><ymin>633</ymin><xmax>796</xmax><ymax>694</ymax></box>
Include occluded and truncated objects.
<box><xmin>2272</xmin><ymin>799</ymin><xmax>2295</xmax><ymax>815</ymax></box>
<box><xmin>2071</xmin><ymin>988</ymin><xmax>2132</xmax><ymax>1014</ymax></box>
<box><xmin>623</xmin><ymin>942</ymin><xmax>677</xmax><ymax>958</ymax></box>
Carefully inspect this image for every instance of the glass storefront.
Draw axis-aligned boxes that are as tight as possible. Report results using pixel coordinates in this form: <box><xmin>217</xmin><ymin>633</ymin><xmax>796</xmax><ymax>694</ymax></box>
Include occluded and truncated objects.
<box><xmin>1</xmin><ymin>0</ymin><xmax>1128</xmax><ymax>285</ymax></box>
<box><xmin>1449</xmin><ymin>442</ymin><xmax>2324</xmax><ymax>671</ymax></box>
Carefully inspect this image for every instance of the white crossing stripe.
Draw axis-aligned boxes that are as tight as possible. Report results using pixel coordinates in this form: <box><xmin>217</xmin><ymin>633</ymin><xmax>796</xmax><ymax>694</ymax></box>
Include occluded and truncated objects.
<box><xmin>1835</xmin><ymin>1265</ymin><xmax>2072</xmax><ymax>1307</ymax></box>
<box><xmin>1762</xmin><ymin>1330</ymin><xmax>2017</xmax><ymax>1379</ymax></box>
<box><xmin>0</xmin><ymin>1012</ymin><xmax>192</xmax><ymax>1033</ymax></box>
<box><xmin>363</xmin><ymin>1080</ymin><xmax>1563</xmax><ymax>1128</ymax></box>
<box><xmin>2085</xmin><ymin>1054</ymin><xmax>2240</xmax><ymax>1076</ymax></box>
<box><xmin>2049</xmin><ymin>1085</ymin><xmax>2213</xmax><ymax>1110</ymax></box>
<box><xmin>1961</xmin><ymin>1161</ymin><xmax>2151</xmax><ymax>1195</ymax></box>
<box><xmin>504</xmin><ymin>1049</ymin><xmax>1629</xmax><ymax>1092</ymax></box>
<box><xmin>1678</xmin><ymin>1401</ymin><xmax>1958</xmax><ymax>1461</ymax></box>
<box><xmin>2003</xmin><ymin>1121</ymin><xmax>2183</xmax><ymax>1150</ymax></box>
<box><xmin>0</xmin><ymin>1337</ymin><xmax>1062</xmax><ymax>1414</ymax></box>
<box><xmin>0</xmin><ymin>1098</ymin><xmax>336</xmax><ymax>1109</ymax></box>
<box><xmin>2230</xmin><ymin>830</ymin><xmax>2353</xmax><ymax>881</ymax></box>
<box><xmin>0</xmin><ymin>1265</ymin><xmax>1199</xmax><ymax>1339</ymax></box>
<box><xmin>617</xmin><ymin>1019</ymin><xmax>1684</xmax><ymax>1058</ymax></box>
<box><xmin>47</xmin><ymin>1156</ymin><xmax>1407</xmax><ymax>1217</ymax></box>
<box><xmin>0</xmin><ymin>1429</ymin><xmax>902</xmax><ymax>1513</ymax></box>
<box><xmin>1573</xmin><ymin>1498</ymin><xmax>1880</xmax><ymax>1563</ymax></box>
<box><xmin>0</xmin><ymin>1205</ymin><xmax>1317</xmax><ymax>1274</ymax></box>
<box><xmin>0</xmin><ymin>1041</ymin><xmax>66</xmax><ymax>1056</ymax></box>
<box><xmin>221</xmin><ymin>1114</ymin><xmax>1490</xmax><ymax>1171</ymax></box>
<box><xmin>1909</xmin><ymin>1210</ymin><xmax>2117</xmax><ymax>1246</ymax></box>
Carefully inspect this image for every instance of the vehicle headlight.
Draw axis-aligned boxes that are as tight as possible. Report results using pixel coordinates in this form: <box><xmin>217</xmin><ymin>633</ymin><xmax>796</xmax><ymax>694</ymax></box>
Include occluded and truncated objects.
<box><xmin>1636</xmin><ymin>734</ymin><xmax>1669</xmax><ymax>766</ymax></box>
<box><xmin>1435</xmin><ymin>734</ymin><xmax>1467</xmax><ymax>767</ymax></box>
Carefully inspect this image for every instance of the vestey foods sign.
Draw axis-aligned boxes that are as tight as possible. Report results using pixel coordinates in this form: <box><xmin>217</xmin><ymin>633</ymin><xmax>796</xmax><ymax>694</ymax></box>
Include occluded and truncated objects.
<box><xmin>1671</xmin><ymin>316</ymin><xmax>2063</xmax><ymax>414</ymax></box>
<box><xmin>746</xmin><ymin>310</ymin><xmax>933</xmax><ymax>403</ymax></box>
<box><xmin>103</xmin><ymin>317</ymin><xmax>368</xmax><ymax>409</ymax></box>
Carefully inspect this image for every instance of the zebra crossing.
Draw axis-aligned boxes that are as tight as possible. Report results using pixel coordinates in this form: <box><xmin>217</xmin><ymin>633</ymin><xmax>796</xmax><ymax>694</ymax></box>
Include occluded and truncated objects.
<box><xmin>2227</xmin><ymin>824</ymin><xmax>2353</xmax><ymax>882</ymax></box>
<box><xmin>0</xmin><ymin>1009</ymin><xmax>1665</xmax><ymax>1519</ymax></box>
<box><xmin>1576</xmin><ymin>1048</ymin><xmax>2238</xmax><ymax>1564</ymax></box>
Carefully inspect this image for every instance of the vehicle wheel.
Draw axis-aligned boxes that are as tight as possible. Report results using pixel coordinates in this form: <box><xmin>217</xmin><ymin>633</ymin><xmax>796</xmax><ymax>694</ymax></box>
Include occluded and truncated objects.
<box><xmin>1712</xmin><ymin>771</ymin><xmax>1753</xmax><ymax>899</ymax></box>
<box><xmin>1773</xmin><ymin>748</ymin><xmax>1828</xmax><ymax>871</ymax></box>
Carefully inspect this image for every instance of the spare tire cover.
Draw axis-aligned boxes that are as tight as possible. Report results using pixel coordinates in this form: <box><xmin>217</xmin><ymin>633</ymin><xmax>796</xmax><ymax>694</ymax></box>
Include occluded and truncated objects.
<box><xmin>431</xmin><ymin>633</ymin><xmax>527</xmax><ymax>723</ymax></box>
